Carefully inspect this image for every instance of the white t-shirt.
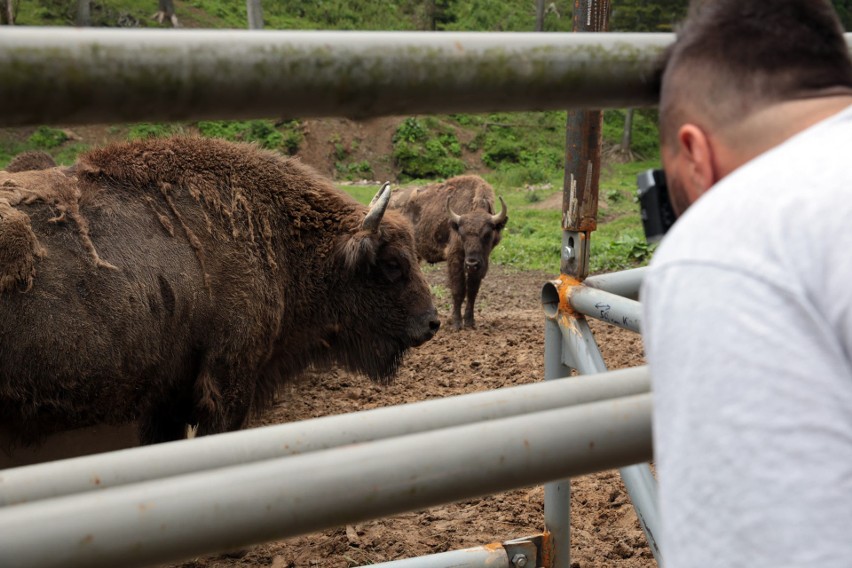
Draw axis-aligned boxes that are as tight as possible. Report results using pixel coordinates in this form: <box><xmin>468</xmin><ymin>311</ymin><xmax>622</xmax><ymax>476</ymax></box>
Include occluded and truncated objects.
<box><xmin>641</xmin><ymin>104</ymin><xmax>852</xmax><ymax>567</ymax></box>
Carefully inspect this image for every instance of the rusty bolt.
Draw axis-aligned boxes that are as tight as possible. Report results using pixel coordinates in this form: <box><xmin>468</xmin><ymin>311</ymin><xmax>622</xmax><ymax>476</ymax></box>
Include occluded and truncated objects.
<box><xmin>512</xmin><ymin>554</ymin><xmax>528</xmax><ymax>568</ymax></box>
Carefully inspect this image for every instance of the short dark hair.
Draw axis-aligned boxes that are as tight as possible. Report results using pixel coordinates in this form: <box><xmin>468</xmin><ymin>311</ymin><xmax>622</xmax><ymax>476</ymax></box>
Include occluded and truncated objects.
<box><xmin>660</xmin><ymin>0</ymin><xmax>852</xmax><ymax>146</ymax></box>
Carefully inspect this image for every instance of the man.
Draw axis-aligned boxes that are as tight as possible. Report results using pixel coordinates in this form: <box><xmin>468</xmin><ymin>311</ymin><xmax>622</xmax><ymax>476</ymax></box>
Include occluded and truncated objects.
<box><xmin>641</xmin><ymin>1</ymin><xmax>852</xmax><ymax>566</ymax></box>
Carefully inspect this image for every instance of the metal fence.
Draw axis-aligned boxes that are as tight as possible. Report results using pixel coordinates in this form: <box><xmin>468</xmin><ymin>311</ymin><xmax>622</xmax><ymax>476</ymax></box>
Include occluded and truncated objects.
<box><xmin>0</xmin><ymin>26</ymin><xmax>675</xmax><ymax>568</ymax></box>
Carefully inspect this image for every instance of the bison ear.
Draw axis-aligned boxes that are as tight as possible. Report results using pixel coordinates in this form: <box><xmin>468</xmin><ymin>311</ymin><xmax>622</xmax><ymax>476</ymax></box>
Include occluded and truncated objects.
<box><xmin>338</xmin><ymin>232</ymin><xmax>378</xmax><ymax>272</ymax></box>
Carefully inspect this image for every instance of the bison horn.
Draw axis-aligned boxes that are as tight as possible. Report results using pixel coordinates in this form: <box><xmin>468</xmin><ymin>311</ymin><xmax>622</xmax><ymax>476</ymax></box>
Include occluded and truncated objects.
<box><xmin>362</xmin><ymin>182</ymin><xmax>392</xmax><ymax>232</ymax></box>
<box><xmin>446</xmin><ymin>197</ymin><xmax>462</xmax><ymax>225</ymax></box>
<box><xmin>491</xmin><ymin>196</ymin><xmax>508</xmax><ymax>225</ymax></box>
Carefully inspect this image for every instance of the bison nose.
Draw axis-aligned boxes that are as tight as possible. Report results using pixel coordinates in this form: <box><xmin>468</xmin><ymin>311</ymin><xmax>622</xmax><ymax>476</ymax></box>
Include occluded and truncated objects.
<box><xmin>464</xmin><ymin>258</ymin><xmax>481</xmax><ymax>271</ymax></box>
<box><xmin>411</xmin><ymin>312</ymin><xmax>441</xmax><ymax>347</ymax></box>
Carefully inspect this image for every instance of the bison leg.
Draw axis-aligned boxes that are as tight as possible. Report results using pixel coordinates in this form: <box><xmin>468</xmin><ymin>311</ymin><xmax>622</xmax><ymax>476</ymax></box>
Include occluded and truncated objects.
<box><xmin>448</xmin><ymin>257</ymin><xmax>466</xmax><ymax>331</ymax></box>
<box><xmin>192</xmin><ymin>362</ymin><xmax>255</xmax><ymax>438</ymax></box>
<box><xmin>138</xmin><ymin>407</ymin><xmax>192</xmax><ymax>445</ymax></box>
<box><xmin>463</xmin><ymin>273</ymin><xmax>483</xmax><ymax>329</ymax></box>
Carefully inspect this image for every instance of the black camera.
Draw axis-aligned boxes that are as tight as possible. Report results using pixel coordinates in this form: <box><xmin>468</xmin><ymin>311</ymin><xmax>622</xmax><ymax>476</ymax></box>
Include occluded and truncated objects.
<box><xmin>636</xmin><ymin>169</ymin><xmax>677</xmax><ymax>243</ymax></box>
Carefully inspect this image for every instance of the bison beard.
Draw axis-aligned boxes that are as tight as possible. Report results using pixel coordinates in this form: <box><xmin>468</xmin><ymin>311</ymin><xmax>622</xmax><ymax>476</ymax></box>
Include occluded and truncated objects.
<box><xmin>0</xmin><ymin>137</ymin><xmax>439</xmax><ymax>447</ymax></box>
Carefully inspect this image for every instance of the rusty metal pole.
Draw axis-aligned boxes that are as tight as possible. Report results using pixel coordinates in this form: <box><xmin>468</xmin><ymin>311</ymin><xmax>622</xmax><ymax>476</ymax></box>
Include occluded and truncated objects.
<box><xmin>561</xmin><ymin>0</ymin><xmax>610</xmax><ymax>279</ymax></box>
<box><xmin>545</xmin><ymin>4</ymin><xmax>611</xmax><ymax>568</ymax></box>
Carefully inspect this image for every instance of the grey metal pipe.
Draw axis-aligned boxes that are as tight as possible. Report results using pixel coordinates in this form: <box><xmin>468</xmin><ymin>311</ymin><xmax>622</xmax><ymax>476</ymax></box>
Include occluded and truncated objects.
<box><xmin>569</xmin><ymin>286</ymin><xmax>642</xmax><ymax>333</ymax></box>
<box><xmin>544</xmin><ymin>317</ymin><xmax>572</xmax><ymax>568</ymax></box>
<box><xmin>0</xmin><ymin>366</ymin><xmax>650</xmax><ymax>507</ymax></box>
<box><xmin>0</xmin><ymin>28</ymin><xmax>672</xmax><ymax>126</ymax></box>
<box><xmin>554</xmin><ymin>318</ymin><xmax>661</xmax><ymax>563</ymax></box>
<box><xmin>0</xmin><ymin>394</ymin><xmax>653</xmax><ymax>568</ymax></box>
<box><xmin>367</xmin><ymin>543</ymin><xmax>509</xmax><ymax>568</ymax></box>
<box><xmin>584</xmin><ymin>267</ymin><xmax>647</xmax><ymax>300</ymax></box>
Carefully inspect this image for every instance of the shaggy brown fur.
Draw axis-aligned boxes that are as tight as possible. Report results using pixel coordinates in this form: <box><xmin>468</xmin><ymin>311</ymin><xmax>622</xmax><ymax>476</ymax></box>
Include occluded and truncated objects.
<box><xmin>0</xmin><ymin>200</ymin><xmax>45</xmax><ymax>294</ymax></box>
<box><xmin>0</xmin><ymin>137</ymin><xmax>439</xmax><ymax>446</ymax></box>
<box><xmin>390</xmin><ymin>175</ymin><xmax>508</xmax><ymax>330</ymax></box>
<box><xmin>5</xmin><ymin>151</ymin><xmax>57</xmax><ymax>173</ymax></box>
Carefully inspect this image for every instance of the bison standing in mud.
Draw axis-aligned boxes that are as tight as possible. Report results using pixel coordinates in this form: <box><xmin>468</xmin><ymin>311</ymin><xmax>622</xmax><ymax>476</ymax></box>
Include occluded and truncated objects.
<box><xmin>0</xmin><ymin>137</ymin><xmax>439</xmax><ymax>447</ymax></box>
<box><xmin>390</xmin><ymin>175</ymin><xmax>508</xmax><ymax>330</ymax></box>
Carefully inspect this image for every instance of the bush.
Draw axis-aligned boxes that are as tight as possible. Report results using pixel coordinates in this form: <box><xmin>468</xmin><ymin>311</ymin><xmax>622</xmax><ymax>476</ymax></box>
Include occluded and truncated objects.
<box><xmin>28</xmin><ymin>126</ymin><xmax>67</xmax><ymax>150</ymax></box>
<box><xmin>128</xmin><ymin>123</ymin><xmax>182</xmax><ymax>140</ymax></box>
<box><xmin>392</xmin><ymin>117</ymin><xmax>466</xmax><ymax>180</ymax></box>
<box><xmin>196</xmin><ymin>119</ymin><xmax>301</xmax><ymax>153</ymax></box>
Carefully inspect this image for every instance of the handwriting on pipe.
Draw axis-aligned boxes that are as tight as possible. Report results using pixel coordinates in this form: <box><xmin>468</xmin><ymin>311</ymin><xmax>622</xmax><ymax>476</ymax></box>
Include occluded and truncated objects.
<box><xmin>594</xmin><ymin>302</ymin><xmax>638</xmax><ymax>330</ymax></box>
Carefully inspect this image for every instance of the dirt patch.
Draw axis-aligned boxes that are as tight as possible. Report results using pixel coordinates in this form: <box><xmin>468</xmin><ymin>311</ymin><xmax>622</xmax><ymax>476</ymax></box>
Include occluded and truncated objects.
<box><xmin>295</xmin><ymin>116</ymin><xmax>490</xmax><ymax>182</ymax></box>
<box><xmin>169</xmin><ymin>265</ymin><xmax>652</xmax><ymax>568</ymax></box>
<box><xmin>295</xmin><ymin>117</ymin><xmax>401</xmax><ymax>181</ymax></box>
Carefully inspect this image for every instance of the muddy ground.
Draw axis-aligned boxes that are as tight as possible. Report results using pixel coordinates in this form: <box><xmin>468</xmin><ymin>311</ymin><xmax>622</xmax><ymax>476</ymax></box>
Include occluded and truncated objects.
<box><xmin>170</xmin><ymin>264</ymin><xmax>653</xmax><ymax>568</ymax></box>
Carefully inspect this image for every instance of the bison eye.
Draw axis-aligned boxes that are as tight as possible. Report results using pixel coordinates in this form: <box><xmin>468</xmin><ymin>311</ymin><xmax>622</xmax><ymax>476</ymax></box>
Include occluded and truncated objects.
<box><xmin>380</xmin><ymin>259</ymin><xmax>404</xmax><ymax>283</ymax></box>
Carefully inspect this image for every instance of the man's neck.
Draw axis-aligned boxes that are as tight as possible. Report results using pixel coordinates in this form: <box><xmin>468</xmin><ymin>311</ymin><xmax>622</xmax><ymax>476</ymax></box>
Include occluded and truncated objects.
<box><xmin>715</xmin><ymin>94</ymin><xmax>852</xmax><ymax>177</ymax></box>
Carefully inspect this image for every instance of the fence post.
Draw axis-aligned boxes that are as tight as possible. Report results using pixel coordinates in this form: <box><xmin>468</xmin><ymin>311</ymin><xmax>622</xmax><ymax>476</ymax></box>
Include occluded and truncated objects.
<box><xmin>545</xmin><ymin>3</ymin><xmax>612</xmax><ymax>568</ymax></box>
<box><xmin>247</xmin><ymin>0</ymin><xmax>263</xmax><ymax>30</ymax></box>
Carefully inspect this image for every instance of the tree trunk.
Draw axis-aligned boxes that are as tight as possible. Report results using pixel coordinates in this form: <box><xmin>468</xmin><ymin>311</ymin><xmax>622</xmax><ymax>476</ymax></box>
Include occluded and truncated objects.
<box><xmin>247</xmin><ymin>0</ymin><xmax>263</xmax><ymax>30</ymax></box>
<box><xmin>76</xmin><ymin>0</ymin><xmax>91</xmax><ymax>27</ymax></box>
<box><xmin>620</xmin><ymin>108</ymin><xmax>634</xmax><ymax>154</ymax></box>
<box><xmin>153</xmin><ymin>0</ymin><xmax>180</xmax><ymax>27</ymax></box>
<box><xmin>427</xmin><ymin>0</ymin><xmax>437</xmax><ymax>31</ymax></box>
<box><xmin>1</xmin><ymin>0</ymin><xmax>15</xmax><ymax>25</ymax></box>
<box><xmin>536</xmin><ymin>0</ymin><xmax>545</xmax><ymax>31</ymax></box>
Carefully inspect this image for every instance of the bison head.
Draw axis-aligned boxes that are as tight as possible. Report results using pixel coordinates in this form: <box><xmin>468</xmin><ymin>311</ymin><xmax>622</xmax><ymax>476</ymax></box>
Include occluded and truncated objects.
<box><xmin>332</xmin><ymin>183</ymin><xmax>440</xmax><ymax>383</ymax></box>
<box><xmin>447</xmin><ymin>196</ymin><xmax>509</xmax><ymax>278</ymax></box>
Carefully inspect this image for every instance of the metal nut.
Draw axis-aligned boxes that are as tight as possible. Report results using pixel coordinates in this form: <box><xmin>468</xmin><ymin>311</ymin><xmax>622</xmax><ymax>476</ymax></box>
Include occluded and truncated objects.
<box><xmin>512</xmin><ymin>553</ymin><xmax>528</xmax><ymax>568</ymax></box>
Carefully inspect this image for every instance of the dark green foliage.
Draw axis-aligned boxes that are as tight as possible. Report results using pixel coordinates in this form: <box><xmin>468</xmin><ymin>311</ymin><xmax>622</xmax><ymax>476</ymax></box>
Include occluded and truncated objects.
<box><xmin>196</xmin><ymin>120</ymin><xmax>301</xmax><ymax>153</ymax></box>
<box><xmin>602</xmin><ymin>109</ymin><xmax>660</xmax><ymax>159</ymax></box>
<box><xmin>128</xmin><ymin>123</ymin><xmax>183</xmax><ymax>140</ymax></box>
<box><xmin>277</xmin><ymin>120</ymin><xmax>304</xmax><ymax>155</ymax></box>
<box><xmin>21</xmin><ymin>0</ymin><xmax>149</xmax><ymax>27</ymax></box>
<box><xmin>610</xmin><ymin>0</ymin><xmax>688</xmax><ymax>32</ymax></box>
<box><xmin>392</xmin><ymin>117</ymin><xmax>465</xmax><ymax>180</ymax></box>
<box><xmin>52</xmin><ymin>142</ymin><xmax>90</xmax><ymax>165</ymax></box>
<box><xmin>831</xmin><ymin>0</ymin><xmax>852</xmax><ymax>30</ymax></box>
<box><xmin>332</xmin><ymin>137</ymin><xmax>374</xmax><ymax>180</ymax></box>
<box><xmin>28</xmin><ymin>126</ymin><xmax>68</xmax><ymax>149</ymax></box>
<box><xmin>335</xmin><ymin>160</ymin><xmax>374</xmax><ymax>181</ymax></box>
<box><xmin>477</xmin><ymin>112</ymin><xmax>565</xmax><ymax>187</ymax></box>
<box><xmin>440</xmin><ymin>0</ymin><xmax>574</xmax><ymax>31</ymax></box>
<box><xmin>591</xmin><ymin>234</ymin><xmax>656</xmax><ymax>273</ymax></box>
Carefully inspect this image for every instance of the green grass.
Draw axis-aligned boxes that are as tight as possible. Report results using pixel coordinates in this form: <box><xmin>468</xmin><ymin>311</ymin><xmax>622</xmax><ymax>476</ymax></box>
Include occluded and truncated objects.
<box><xmin>0</xmin><ymin>126</ymin><xmax>90</xmax><ymax>168</ymax></box>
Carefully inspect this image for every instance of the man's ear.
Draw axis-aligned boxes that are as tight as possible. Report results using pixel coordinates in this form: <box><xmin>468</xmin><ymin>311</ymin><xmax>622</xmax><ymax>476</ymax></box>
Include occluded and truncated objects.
<box><xmin>678</xmin><ymin>124</ymin><xmax>717</xmax><ymax>200</ymax></box>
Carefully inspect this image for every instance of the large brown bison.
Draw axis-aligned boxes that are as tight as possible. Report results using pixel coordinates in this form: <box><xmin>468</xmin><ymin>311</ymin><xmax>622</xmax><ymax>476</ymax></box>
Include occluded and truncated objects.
<box><xmin>0</xmin><ymin>137</ymin><xmax>439</xmax><ymax>446</ymax></box>
<box><xmin>390</xmin><ymin>175</ymin><xmax>508</xmax><ymax>330</ymax></box>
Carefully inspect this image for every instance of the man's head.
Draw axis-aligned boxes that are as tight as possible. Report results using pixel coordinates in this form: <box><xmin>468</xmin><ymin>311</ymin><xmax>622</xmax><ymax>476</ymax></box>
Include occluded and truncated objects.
<box><xmin>659</xmin><ymin>0</ymin><xmax>852</xmax><ymax>215</ymax></box>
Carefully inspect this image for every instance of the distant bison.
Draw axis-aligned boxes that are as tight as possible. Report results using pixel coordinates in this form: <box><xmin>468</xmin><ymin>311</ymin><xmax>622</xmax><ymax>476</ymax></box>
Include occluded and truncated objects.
<box><xmin>0</xmin><ymin>137</ymin><xmax>439</xmax><ymax>446</ymax></box>
<box><xmin>390</xmin><ymin>175</ymin><xmax>508</xmax><ymax>330</ymax></box>
<box><xmin>6</xmin><ymin>151</ymin><xmax>56</xmax><ymax>173</ymax></box>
